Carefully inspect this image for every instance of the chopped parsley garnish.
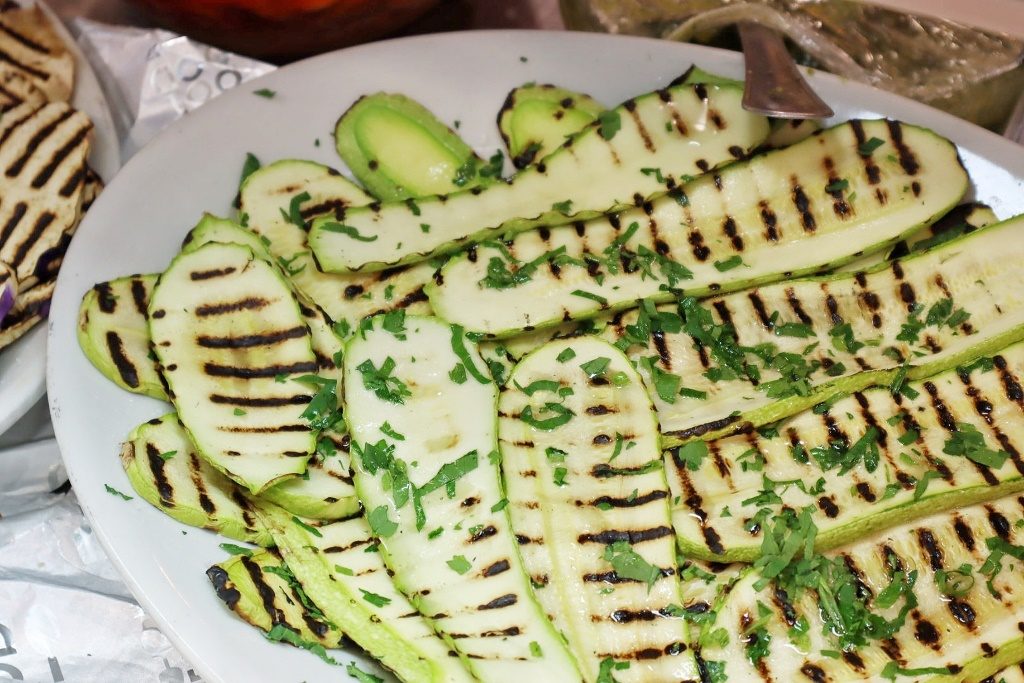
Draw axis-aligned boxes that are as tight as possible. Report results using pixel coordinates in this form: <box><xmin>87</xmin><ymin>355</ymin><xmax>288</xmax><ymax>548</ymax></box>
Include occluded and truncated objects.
<box><xmin>825</xmin><ymin>178</ymin><xmax>849</xmax><ymax>193</ymax></box>
<box><xmin>279</xmin><ymin>191</ymin><xmax>311</xmax><ymax>228</ymax></box>
<box><xmin>420</xmin><ymin>223</ymin><xmax>430</xmax><ymax>233</ymax></box>
<box><xmin>597</xmin><ymin>110</ymin><xmax>621</xmax><ymax>140</ymax></box>
<box><xmin>556</xmin><ymin>347</ymin><xmax>576</xmax><ymax>363</ymax></box>
<box><xmin>713</xmin><ymin>255</ymin><xmax>743</xmax><ymax>272</ymax></box>
<box><xmin>449</xmin><ymin>363</ymin><xmax>467</xmax><ymax>384</ymax></box>
<box><xmin>553</xmin><ymin>466</ymin><xmax>569</xmax><ymax>486</ymax></box>
<box><xmin>346</xmin><ymin>662</ymin><xmax>384</xmax><ymax>682</ymax></box>
<box><xmin>319</xmin><ymin>221</ymin><xmax>379</xmax><ymax>242</ymax></box>
<box><xmin>359</xmin><ymin>589</ymin><xmax>392</xmax><ymax>607</ymax></box>
<box><xmin>809</xmin><ymin>427</ymin><xmax>880</xmax><ymax>474</ymax></box>
<box><xmin>239</xmin><ymin>152</ymin><xmax>261</xmax><ymax>191</ymax></box>
<box><xmin>479</xmin><ymin>246</ymin><xmax>566</xmax><ymax>289</ymax></box>
<box><xmin>450</xmin><ymin>324</ymin><xmax>491</xmax><ymax>384</ymax></box>
<box><xmin>233</xmin><ymin>407</ymin><xmax>247</xmax><ymax>416</ymax></box>
<box><xmin>491</xmin><ymin>498</ymin><xmax>509</xmax><ymax>513</ymax></box>
<box><xmin>356</xmin><ymin>357</ymin><xmax>411</xmax><ymax>404</ymax></box>
<box><xmin>157</xmin><ymin>450</ymin><xmax>177</xmax><ymax>461</ymax></box>
<box><xmin>604</xmin><ymin>541</ymin><xmax>660</xmax><ymax>591</ymax></box>
<box><xmin>935</xmin><ymin>563</ymin><xmax>974</xmax><ymax>598</ymax></box>
<box><xmin>596</xmin><ymin>658</ymin><xmax>630</xmax><ymax>683</ymax></box>
<box><xmin>520</xmin><ymin>403</ymin><xmax>574</xmax><ymax>430</ymax></box>
<box><xmin>380</xmin><ymin>421</ymin><xmax>405</xmax><ymax>441</ymax></box>
<box><xmin>517</xmin><ymin>379</ymin><xmax>561</xmax><ymax>396</ymax></box>
<box><xmin>943</xmin><ymin>422</ymin><xmax>1009</xmax><ymax>469</ymax></box>
<box><xmin>447</xmin><ymin>555</ymin><xmax>472</xmax><ymax>574</ymax></box>
<box><xmin>829</xmin><ymin>322</ymin><xmax>864</xmax><ymax>353</ymax></box>
<box><xmin>980</xmin><ymin>536</ymin><xmax>1024</xmax><ymax>595</ymax></box>
<box><xmin>675</xmin><ymin>441</ymin><xmax>708</xmax><ymax>471</ymax></box>
<box><xmin>881</xmin><ymin>663</ymin><xmax>953</xmax><ymax>681</ymax></box>
<box><xmin>551</xmin><ymin>199</ymin><xmax>573</xmax><ymax>214</ymax></box>
<box><xmin>637</xmin><ymin>356</ymin><xmax>682</xmax><ymax>403</ymax></box>
<box><xmin>265</xmin><ymin>624</ymin><xmax>337</xmax><ymax>665</ymax></box>
<box><xmin>913</xmin><ymin>470</ymin><xmax>942</xmax><ymax>500</ymax></box>
<box><xmin>857</xmin><ymin>137</ymin><xmax>885</xmax><ymax>156</ymax></box>
<box><xmin>253</xmin><ymin>88</ymin><xmax>276</xmax><ymax>99</ymax></box>
<box><xmin>293</xmin><ymin>375</ymin><xmax>343</xmax><ymax>431</ymax></box>
<box><xmin>580</xmin><ymin>356</ymin><xmax>611</xmax><ymax>379</ymax></box>
<box><xmin>218</xmin><ymin>543</ymin><xmax>253</xmax><ymax>556</ymax></box>
<box><xmin>104</xmin><ymin>484</ymin><xmax>133</xmax><ymax>501</ymax></box>
<box><xmin>571</xmin><ymin>289</ymin><xmax>608</xmax><ymax>306</ymax></box>
<box><xmin>292</xmin><ymin>515</ymin><xmax>323</xmax><ymax>537</ymax></box>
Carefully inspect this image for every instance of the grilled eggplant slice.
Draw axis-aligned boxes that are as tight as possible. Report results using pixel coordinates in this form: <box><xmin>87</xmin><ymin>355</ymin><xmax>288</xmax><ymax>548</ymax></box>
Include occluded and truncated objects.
<box><xmin>497</xmin><ymin>83</ymin><xmax>604</xmax><ymax>169</ymax></box>
<box><xmin>0</xmin><ymin>66</ymin><xmax>46</xmax><ymax>112</ymax></box>
<box><xmin>0</xmin><ymin>6</ymin><xmax>74</xmax><ymax>102</ymax></box>
<box><xmin>0</xmin><ymin>276</ymin><xmax>52</xmax><ymax>351</ymax></box>
<box><xmin>601</xmin><ymin>214</ymin><xmax>1024</xmax><ymax>446</ymax></box>
<box><xmin>429</xmin><ymin>119</ymin><xmax>968</xmax><ymax>337</ymax></box>
<box><xmin>669</xmin><ymin>339</ymin><xmax>1024</xmax><ymax>562</ymax></box>
<box><xmin>335</xmin><ymin>92</ymin><xmax>493</xmax><ymax>200</ymax></box>
<box><xmin>207</xmin><ymin>549</ymin><xmax>342</xmax><ymax>648</ymax></box>
<box><xmin>77</xmin><ymin>273</ymin><xmax>165</xmax><ymax>399</ymax></box>
<box><xmin>345</xmin><ymin>314</ymin><xmax>582</xmax><ymax>681</ymax></box>
<box><xmin>149</xmin><ymin>242</ymin><xmax>317</xmax><ymax>494</ymax></box>
<box><xmin>0</xmin><ymin>101</ymin><xmax>90</xmax><ymax>284</ymax></box>
<box><xmin>258</xmin><ymin>504</ymin><xmax>477</xmax><ymax>682</ymax></box>
<box><xmin>120</xmin><ymin>413</ymin><xmax>272</xmax><ymax>545</ymax></box>
<box><xmin>500</xmin><ymin>337</ymin><xmax>697</xmax><ymax>681</ymax></box>
<box><xmin>239</xmin><ymin>159</ymin><xmax>434</xmax><ymax>330</ymax></box>
<box><xmin>309</xmin><ymin>83</ymin><xmax>769</xmax><ymax>273</ymax></box>
<box><xmin>700</xmin><ymin>495</ymin><xmax>1024</xmax><ymax>682</ymax></box>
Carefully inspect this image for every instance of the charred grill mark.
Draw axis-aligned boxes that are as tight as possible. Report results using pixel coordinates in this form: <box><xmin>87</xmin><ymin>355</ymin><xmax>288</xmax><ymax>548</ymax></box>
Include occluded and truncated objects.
<box><xmin>144</xmin><ymin>442</ymin><xmax>174</xmax><ymax>503</ymax></box>
<box><xmin>712</xmin><ymin>439</ymin><xmax>736</xmax><ymax>480</ymax></box>
<box><xmin>988</xmin><ymin>507</ymin><xmax>1012</xmax><ymax>540</ymax></box>
<box><xmin>887</xmin><ymin>120</ymin><xmax>920</xmax><ymax>175</ymax></box>
<box><xmin>31</xmin><ymin>124</ymin><xmax>91</xmax><ymax>189</ymax></box>
<box><xmin>470</xmin><ymin>525</ymin><xmax>497</xmax><ymax>543</ymax></box>
<box><xmin>924</xmin><ymin>380</ymin><xmax>999</xmax><ymax>484</ymax></box>
<box><xmin>0</xmin><ymin>200</ymin><xmax>27</xmax><ymax>248</ymax></box>
<box><xmin>712</xmin><ymin>300</ymin><xmax>733</xmax><ymax>329</ymax></box>
<box><xmin>899</xmin><ymin>281</ymin><xmax>916</xmax><ymax>308</ymax></box>
<box><xmin>477</xmin><ymin>594</ymin><xmax>516</xmax><ymax>610</ymax></box>
<box><xmin>242</xmin><ymin>557</ymin><xmax>285</xmax><ymax>625</ymax></box>
<box><xmin>195</xmin><ymin>297</ymin><xmax>269</xmax><ymax>317</ymax></box>
<box><xmin>855</xmin><ymin>481</ymin><xmax>876</xmax><ymax>502</ymax></box>
<box><xmin>0</xmin><ymin>20</ymin><xmax>53</xmax><ymax>54</ymax></box>
<box><xmin>953</xmin><ymin>517</ymin><xmax>976</xmax><ymax>551</ymax></box>
<box><xmin>850</xmin><ymin>120</ymin><xmax>882</xmax><ymax>184</ymax></box>
<box><xmin>627</xmin><ymin>107</ymin><xmax>654</xmax><ymax>152</ymax></box>
<box><xmin>197</xmin><ymin>326</ymin><xmax>306</xmax><ymax>349</ymax></box>
<box><xmin>482</xmin><ymin>560</ymin><xmax>510</xmax><ymax>577</ymax></box>
<box><xmin>578</xmin><ymin>526</ymin><xmax>673</xmax><ymax>545</ymax></box>
<box><xmin>105</xmin><ymin>331</ymin><xmax>139</xmax><ymax>388</ymax></box>
<box><xmin>748</xmin><ymin>291</ymin><xmax>773</xmax><ymax>329</ymax></box>
<box><xmin>934</xmin><ymin>273</ymin><xmax>953</xmax><ymax>299</ymax></box>
<box><xmin>800</xmin><ymin>663</ymin><xmax>827</xmax><ymax>682</ymax></box>
<box><xmin>670</xmin><ymin>413</ymin><xmax>741</xmax><ymax>441</ymax></box>
<box><xmin>843</xmin><ymin>651</ymin><xmax>866</xmax><ymax>671</ymax></box>
<box><xmin>583</xmin><ymin>570</ymin><xmax>670</xmax><ymax>585</ymax></box>
<box><xmin>130</xmin><ymin>278</ymin><xmax>149</xmax><ymax>316</ymax></box>
<box><xmin>791</xmin><ymin>178</ymin><xmax>816</xmax><ymax>232</ymax></box>
<box><xmin>917</xmin><ymin>528</ymin><xmax>944</xmax><ymax>570</ymax></box>
<box><xmin>10</xmin><ymin>210</ymin><xmax>54</xmax><ymax>268</ymax></box>
<box><xmin>948</xmin><ymin>600</ymin><xmax>976</xmax><ymax>629</ymax></box>
<box><xmin>221</xmin><ymin>423</ymin><xmax>309</xmax><ymax>434</ymax></box>
<box><xmin>397</xmin><ymin>287</ymin><xmax>428</xmax><ymax>308</ymax></box>
<box><xmin>786</xmin><ymin>288</ymin><xmax>812</xmax><ymax>325</ymax></box>
<box><xmin>343</xmin><ymin>284</ymin><xmax>364</xmax><ymax>299</ymax></box>
<box><xmin>189</xmin><ymin>453</ymin><xmax>216</xmax><ymax>514</ymax></box>
<box><xmin>994</xmin><ymin>355</ymin><xmax>1024</xmax><ymax>408</ymax></box>
<box><xmin>687</xmin><ymin>230</ymin><xmax>710</xmax><ymax>261</ymax></box>
<box><xmin>823</xmin><ymin>156</ymin><xmax>851</xmax><ymax>217</ymax></box>
<box><xmin>6</xmin><ymin>108</ymin><xmax>75</xmax><ymax>177</ymax></box>
<box><xmin>652</xmin><ymin>329</ymin><xmax>671</xmax><ymax>369</ymax></box>
<box><xmin>961</xmin><ymin>377</ymin><xmax>1024</xmax><ymax>475</ymax></box>
<box><xmin>203</xmin><ymin>360</ymin><xmax>317</xmax><ymax>379</ymax></box>
<box><xmin>209</xmin><ymin>394</ymin><xmax>311</xmax><ymax>407</ymax></box>
<box><xmin>589</xmin><ymin>489</ymin><xmax>668</xmax><ymax>509</ymax></box>
<box><xmin>818</xmin><ymin>496</ymin><xmax>839</xmax><ymax>518</ymax></box>
<box><xmin>190</xmin><ymin>267</ymin><xmax>237</xmax><ymax>281</ymax></box>
<box><xmin>759</xmin><ymin>200</ymin><xmax>779</xmax><ymax>241</ymax></box>
<box><xmin>913</xmin><ymin>615</ymin><xmax>941</xmax><ymax>648</ymax></box>
<box><xmin>206</xmin><ymin>566</ymin><xmax>241</xmax><ymax>610</ymax></box>
<box><xmin>771</xmin><ymin>585</ymin><xmax>798</xmax><ymax>627</ymax></box>
<box><xmin>842</xmin><ymin>555</ymin><xmax>873</xmax><ymax>600</ymax></box>
<box><xmin>721</xmin><ymin>216</ymin><xmax>743</xmax><ymax>251</ymax></box>
<box><xmin>58</xmin><ymin>164</ymin><xmax>83</xmax><ymax>196</ymax></box>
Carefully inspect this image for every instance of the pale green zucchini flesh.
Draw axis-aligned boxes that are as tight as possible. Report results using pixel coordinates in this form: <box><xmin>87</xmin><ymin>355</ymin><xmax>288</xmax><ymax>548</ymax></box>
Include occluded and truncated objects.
<box><xmin>260</xmin><ymin>429</ymin><xmax>359</xmax><ymax>521</ymax></box>
<box><xmin>500</xmin><ymin>337</ymin><xmax>697</xmax><ymax>682</ymax></box>
<box><xmin>700</xmin><ymin>495</ymin><xmax>1024</xmax><ymax>682</ymax></box>
<box><xmin>77</xmin><ymin>273</ymin><xmax>165</xmax><ymax>399</ymax></box>
<box><xmin>309</xmin><ymin>83</ymin><xmax>769</xmax><ymax>273</ymax></box>
<box><xmin>429</xmin><ymin>119</ymin><xmax>969</xmax><ymax>337</ymax></box>
<box><xmin>601</xmin><ymin>214</ymin><xmax>1024</xmax><ymax>446</ymax></box>
<box><xmin>497</xmin><ymin>83</ymin><xmax>604</xmax><ymax>169</ymax></box>
<box><xmin>207</xmin><ymin>549</ymin><xmax>342</xmax><ymax>648</ymax></box>
<box><xmin>764</xmin><ymin>118</ymin><xmax>821</xmax><ymax>148</ymax></box>
<box><xmin>258</xmin><ymin>504</ymin><xmax>476</xmax><ymax>682</ymax></box>
<box><xmin>669</xmin><ymin>339</ymin><xmax>1024</xmax><ymax>562</ymax></box>
<box><xmin>149</xmin><ymin>242</ymin><xmax>316</xmax><ymax>494</ymax></box>
<box><xmin>120</xmin><ymin>413</ymin><xmax>272</xmax><ymax>546</ymax></box>
<box><xmin>344</xmin><ymin>314</ymin><xmax>582</xmax><ymax>681</ymax></box>
<box><xmin>335</xmin><ymin>92</ymin><xmax>491</xmax><ymax>201</ymax></box>
<box><xmin>239</xmin><ymin>159</ymin><xmax>434</xmax><ymax>331</ymax></box>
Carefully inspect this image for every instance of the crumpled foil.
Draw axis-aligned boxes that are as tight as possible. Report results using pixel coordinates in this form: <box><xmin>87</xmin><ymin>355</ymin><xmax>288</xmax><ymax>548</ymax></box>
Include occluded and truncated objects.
<box><xmin>1</xmin><ymin>21</ymin><xmax>276</xmax><ymax>683</ymax></box>
<box><xmin>560</xmin><ymin>0</ymin><xmax>1024</xmax><ymax>129</ymax></box>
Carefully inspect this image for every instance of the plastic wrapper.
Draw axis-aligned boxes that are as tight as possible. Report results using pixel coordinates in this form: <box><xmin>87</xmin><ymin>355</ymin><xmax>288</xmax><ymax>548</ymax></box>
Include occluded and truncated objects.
<box><xmin>0</xmin><ymin>22</ymin><xmax>277</xmax><ymax>682</ymax></box>
<box><xmin>560</xmin><ymin>0</ymin><xmax>1024</xmax><ymax>128</ymax></box>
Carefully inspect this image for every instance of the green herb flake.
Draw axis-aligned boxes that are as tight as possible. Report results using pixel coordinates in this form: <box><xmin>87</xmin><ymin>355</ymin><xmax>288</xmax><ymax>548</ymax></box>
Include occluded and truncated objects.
<box><xmin>528</xmin><ymin>641</ymin><xmax>543</xmax><ymax>658</ymax></box>
<box><xmin>597</xmin><ymin>110</ymin><xmax>621</xmax><ymax>140</ymax></box>
<box><xmin>491</xmin><ymin>498</ymin><xmax>509</xmax><ymax>513</ymax></box>
<box><xmin>604</xmin><ymin>541</ymin><xmax>660</xmax><ymax>591</ymax></box>
<box><xmin>556</xmin><ymin>347</ymin><xmax>576</xmax><ymax>363</ymax></box>
<box><xmin>253</xmin><ymin>88</ymin><xmax>276</xmax><ymax>99</ymax></box>
<box><xmin>552</xmin><ymin>199</ymin><xmax>573</xmax><ymax>214</ymax></box>
<box><xmin>359</xmin><ymin>589</ymin><xmax>392</xmax><ymax>608</ymax></box>
<box><xmin>319</xmin><ymin>221</ymin><xmax>378</xmax><ymax>242</ymax></box>
<box><xmin>104</xmin><ymin>484</ymin><xmax>133</xmax><ymax>501</ymax></box>
<box><xmin>713</xmin><ymin>255</ymin><xmax>743</xmax><ymax>272</ymax></box>
<box><xmin>580</xmin><ymin>356</ymin><xmax>612</xmax><ymax>379</ymax></box>
<box><xmin>346</xmin><ymin>662</ymin><xmax>384</xmax><ymax>682</ymax></box>
<box><xmin>239</xmin><ymin>152</ymin><xmax>261</xmax><ymax>190</ymax></box>
<box><xmin>233</xmin><ymin>408</ymin><xmax>246</xmax><ymax>416</ymax></box>
<box><xmin>825</xmin><ymin>178</ymin><xmax>849</xmax><ymax>193</ymax></box>
<box><xmin>571</xmin><ymin>289</ymin><xmax>608</xmax><ymax>306</ymax></box>
<box><xmin>366</xmin><ymin>505</ymin><xmax>398</xmax><ymax>538</ymax></box>
<box><xmin>218</xmin><ymin>543</ymin><xmax>253</xmax><ymax>556</ymax></box>
<box><xmin>858</xmin><ymin>137</ymin><xmax>885</xmax><ymax>156</ymax></box>
<box><xmin>676</xmin><ymin>441</ymin><xmax>708</xmax><ymax>472</ymax></box>
<box><xmin>265</xmin><ymin>624</ymin><xmax>337</xmax><ymax>665</ymax></box>
<box><xmin>157</xmin><ymin>450</ymin><xmax>177</xmax><ymax>461</ymax></box>
<box><xmin>356</xmin><ymin>356</ymin><xmax>412</xmax><ymax>404</ymax></box>
<box><xmin>380</xmin><ymin>421</ymin><xmax>405</xmax><ymax>441</ymax></box>
<box><xmin>447</xmin><ymin>554</ymin><xmax>472</xmax><ymax>574</ymax></box>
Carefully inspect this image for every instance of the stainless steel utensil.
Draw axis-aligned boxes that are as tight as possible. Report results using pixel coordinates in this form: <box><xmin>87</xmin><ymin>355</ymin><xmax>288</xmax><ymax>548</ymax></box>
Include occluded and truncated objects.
<box><xmin>738</xmin><ymin>21</ymin><xmax>834</xmax><ymax>119</ymax></box>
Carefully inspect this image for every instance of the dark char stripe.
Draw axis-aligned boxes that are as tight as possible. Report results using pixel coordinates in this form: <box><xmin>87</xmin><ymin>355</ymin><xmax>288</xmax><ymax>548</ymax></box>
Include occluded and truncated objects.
<box><xmin>197</xmin><ymin>326</ymin><xmax>306</xmax><ymax>349</ymax></box>
<box><xmin>196</xmin><ymin>297</ymin><xmax>269</xmax><ymax>317</ymax></box>
<box><xmin>203</xmin><ymin>360</ymin><xmax>317</xmax><ymax>379</ymax></box>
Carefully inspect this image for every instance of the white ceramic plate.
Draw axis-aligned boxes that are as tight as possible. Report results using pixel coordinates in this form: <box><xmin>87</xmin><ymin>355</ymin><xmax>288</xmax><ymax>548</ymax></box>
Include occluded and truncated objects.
<box><xmin>0</xmin><ymin>1</ymin><xmax>119</xmax><ymax>437</ymax></box>
<box><xmin>48</xmin><ymin>31</ymin><xmax>1024</xmax><ymax>683</ymax></box>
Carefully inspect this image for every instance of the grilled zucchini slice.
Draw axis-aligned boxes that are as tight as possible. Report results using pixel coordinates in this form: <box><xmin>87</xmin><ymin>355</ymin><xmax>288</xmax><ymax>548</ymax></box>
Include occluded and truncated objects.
<box><xmin>344</xmin><ymin>314</ymin><xmax>582</xmax><ymax>681</ymax></box>
<box><xmin>78</xmin><ymin>273</ymin><xmax>165</xmax><ymax>399</ymax></box>
<box><xmin>309</xmin><ymin>83</ymin><xmax>769</xmax><ymax>273</ymax></box>
<box><xmin>239</xmin><ymin>159</ymin><xmax>434</xmax><ymax>330</ymax></box>
<box><xmin>602</xmin><ymin>213</ymin><xmax>1024</xmax><ymax>446</ymax></box>
<box><xmin>429</xmin><ymin>119</ymin><xmax>968</xmax><ymax>337</ymax></box>
<box><xmin>700</xmin><ymin>494</ymin><xmax>1024</xmax><ymax>682</ymax></box>
<box><xmin>335</xmin><ymin>92</ymin><xmax>493</xmax><ymax>201</ymax></box>
<box><xmin>258</xmin><ymin>504</ymin><xmax>477</xmax><ymax>682</ymax></box>
<box><xmin>259</xmin><ymin>430</ymin><xmax>358</xmax><ymax>521</ymax></box>
<box><xmin>149</xmin><ymin>242</ymin><xmax>317</xmax><ymax>494</ymax></box>
<box><xmin>497</xmin><ymin>83</ymin><xmax>604</xmax><ymax>169</ymax></box>
<box><xmin>669</xmin><ymin>339</ymin><xmax>1024</xmax><ymax>562</ymax></box>
<box><xmin>120</xmin><ymin>413</ymin><xmax>272</xmax><ymax>546</ymax></box>
<box><xmin>207</xmin><ymin>549</ymin><xmax>342</xmax><ymax>649</ymax></box>
<box><xmin>500</xmin><ymin>337</ymin><xmax>697</xmax><ymax>681</ymax></box>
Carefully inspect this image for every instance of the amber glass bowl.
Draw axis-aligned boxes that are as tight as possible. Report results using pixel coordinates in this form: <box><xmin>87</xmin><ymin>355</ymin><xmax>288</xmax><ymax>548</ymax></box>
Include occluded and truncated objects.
<box><xmin>130</xmin><ymin>0</ymin><xmax>444</xmax><ymax>62</ymax></box>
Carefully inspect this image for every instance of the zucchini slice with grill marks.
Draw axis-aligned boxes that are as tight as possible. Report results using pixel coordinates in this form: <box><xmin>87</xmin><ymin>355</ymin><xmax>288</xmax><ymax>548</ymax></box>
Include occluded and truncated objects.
<box><xmin>699</xmin><ymin>494</ymin><xmax>1024</xmax><ymax>682</ymax></box>
<box><xmin>429</xmin><ymin>119</ymin><xmax>968</xmax><ymax>337</ymax></box>
<box><xmin>335</xmin><ymin>92</ymin><xmax>493</xmax><ymax>201</ymax></box>
<box><xmin>260</xmin><ymin>430</ymin><xmax>358</xmax><ymax>521</ymax></box>
<box><xmin>309</xmin><ymin>83</ymin><xmax>769</xmax><ymax>273</ymax></box>
<box><xmin>500</xmin><ymin>337</ymin><xmax>697</xmax><ymax>682</ymax></box>
<box><xmin>149</xmin><ymin>242</ymin><xmax>317</xmax><ymax>494</ymax></box>
<box><xmin>344</xmin><ymin>314</ymin><xmax>583</xmax><ymax>681</ymax></box>
<box><xmin>207</xmin><ymin>549</ymin><xmax>342</xmax><ymax>649</ymax></box>
<box><xmin>669</xmin><ymin>338</ymin><xmax>1024</xmax><ymax>562</ymax></box>
<box><xmin>601</xmin><ymin>213</ymin><xmax>1024</xmax><ymax>446</ymax></box>
<box><xmin>239</xmin><ymin>159</ymin><xmax>434</xmax><ymax>330</ymax></box>
<box><xmin>497</xmin><ymin>83</ymin><xmax>604</xmax><ymax>169</ymax></box>
<box><xmin>78</xmin><ymin>273</ymin><xmax>165</xmax><ymax>399</ymax></box>
<box><xmin>258</xmin><ymin>504</ymin><xmax>477</xmax><ymax>682</ymax></box>
<box><xmin>120</xmin><ymin>413</ymin><xmax>272</xmax><ymax>545</ymax></box>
